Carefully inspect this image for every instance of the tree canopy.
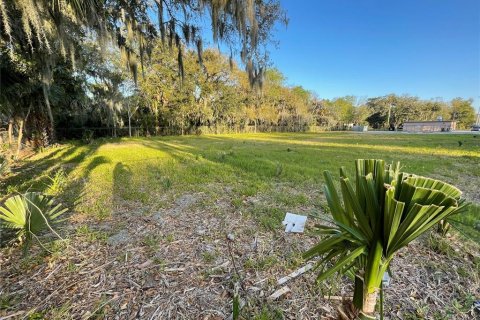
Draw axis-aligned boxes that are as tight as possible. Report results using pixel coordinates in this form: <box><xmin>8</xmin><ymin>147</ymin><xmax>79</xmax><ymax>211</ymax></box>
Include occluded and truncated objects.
<box><xmin>0</xmin><ymin>0</ymin><xmax>286</xmax><ymax>140</ymax></box>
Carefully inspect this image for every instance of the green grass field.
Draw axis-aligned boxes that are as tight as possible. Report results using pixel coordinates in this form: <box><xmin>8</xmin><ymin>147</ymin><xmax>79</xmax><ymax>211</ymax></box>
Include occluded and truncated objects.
<box><xmin>4</xmin><ymin>132</ymin><xmax>480</xmax><ymax>214</ymax></box>
<box><xmin>4</xmin><ymin>132</ymin><xmax>479</xmax><ymax>228</ymax></box>
<box><xmin>1</xmin><ymin>132</ymin><xmax>479</xmax><ymax>319</ymax></box>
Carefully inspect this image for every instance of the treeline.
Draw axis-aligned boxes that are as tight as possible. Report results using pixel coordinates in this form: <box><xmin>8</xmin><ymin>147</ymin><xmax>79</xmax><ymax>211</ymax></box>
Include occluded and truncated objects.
<box><xmin>64</xmin><ymin>44</ymin><xmax>475</xmax><ymax>135</ymax></box>
<box><xmin>1</xmin><ymin>41</ymin><xmax>477</xmax><ymax>151</ymax></box>
<box><xmin>56</xmin><ymin>42</ymin><xmax>478</xmax><ymax>138</ymax></box>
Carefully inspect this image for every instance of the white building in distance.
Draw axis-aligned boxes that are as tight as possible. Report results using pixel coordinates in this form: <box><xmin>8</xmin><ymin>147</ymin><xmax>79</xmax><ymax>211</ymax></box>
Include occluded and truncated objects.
<box><xmin>403</xmin><ymin>121</ymin><xmax>456</xmax><ymax>132</ymax></box>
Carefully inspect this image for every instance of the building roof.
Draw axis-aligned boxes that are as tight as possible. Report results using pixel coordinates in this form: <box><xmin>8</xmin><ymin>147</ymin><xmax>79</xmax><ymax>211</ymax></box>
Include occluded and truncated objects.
<box><xmin>403</xmin><ymin>121</ymin><xmax>455</xmax><ymax>124</ymax></box>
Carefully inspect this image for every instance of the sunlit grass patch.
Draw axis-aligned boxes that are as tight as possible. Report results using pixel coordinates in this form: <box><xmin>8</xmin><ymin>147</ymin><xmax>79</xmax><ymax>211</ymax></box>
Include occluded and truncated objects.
<box><xmin>3</xmin><ymin>133</ymin><xmax>479</xmax><ymax>231</ymax></box>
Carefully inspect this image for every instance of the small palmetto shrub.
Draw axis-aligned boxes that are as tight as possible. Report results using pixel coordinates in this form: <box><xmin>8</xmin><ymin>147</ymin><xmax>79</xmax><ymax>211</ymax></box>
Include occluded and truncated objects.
<box><xmin>436</xmin><ymin>219</ymin><xmax>451</xmax><ymax>236</ymax></box>
<box><xmin>0</xmin><ymin>192</ymin><xmax>67</xmax><ymax>250</ymax></box>
<box><xmin>45</xmin><ymin>168</ymin><xmax>67</xmax><ymax>196</ymax></box>
<box><xmin>305</xmin><ymin>159</ymin><xmax>466</xmax><ymax>319</ymax></box>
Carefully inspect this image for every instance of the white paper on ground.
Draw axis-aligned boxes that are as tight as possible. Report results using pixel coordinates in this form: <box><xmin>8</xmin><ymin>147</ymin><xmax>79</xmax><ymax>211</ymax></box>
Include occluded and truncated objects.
<box><xmin>282</xmin><ymin>212</ymin><xmax>307</xmax><ymax>233</ymax></box>
<box><xmin>382</xmin><ymin>272</ymin><xmax>391</xmax><ymax>287</ymax></box>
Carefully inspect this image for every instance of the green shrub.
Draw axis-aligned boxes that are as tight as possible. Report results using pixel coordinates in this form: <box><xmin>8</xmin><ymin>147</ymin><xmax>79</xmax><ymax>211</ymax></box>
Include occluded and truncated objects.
<box><xmin>45</xmin><ymin>168</ymin><xmax>67</xmax><ymax>196</ymax></box>
<box><xmin>82</xmin><ymin>129</ymin><xmax>94</xmax><ymax>144</ymax></box>
<box><xmin>0</xmin><ymin>192</ymin><xmax>67</xmax><ymax>249</ymax></box>
<box><xmin>305</xmin><ymin>159</ymin><xmax>467</xmax><ymax>319</ymax></box>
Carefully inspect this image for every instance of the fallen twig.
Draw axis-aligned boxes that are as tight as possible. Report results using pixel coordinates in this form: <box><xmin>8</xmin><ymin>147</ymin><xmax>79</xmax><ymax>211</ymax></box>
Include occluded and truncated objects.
<box><xmin>1</xmin><ymin>310</ymin><xmax>25</xmax><ymax>319</ymax></box>
<box><xmin>323</xmin><ymin>295</ymin><xmax>352</xmax><ymax>301</ymax></box>
<box><xmin>277</xmin><ymin>263</ymin><xmax>313</xmax><ymax>285</ymax></box>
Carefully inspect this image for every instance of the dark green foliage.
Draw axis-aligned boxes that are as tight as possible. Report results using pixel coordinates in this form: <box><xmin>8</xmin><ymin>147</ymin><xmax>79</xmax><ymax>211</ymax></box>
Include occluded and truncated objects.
<box><xmin>233</xmin><ymin>294</ymin><xmax>240</xmax><ymax>320</ymax></box>
<box><xmin>0</xmin><ymin>0</ymin><xmax>286</xmax><ymax>144</ymax></box>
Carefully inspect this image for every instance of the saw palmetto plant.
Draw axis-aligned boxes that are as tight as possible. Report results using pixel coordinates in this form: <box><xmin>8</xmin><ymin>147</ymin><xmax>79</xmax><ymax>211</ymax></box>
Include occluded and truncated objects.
<box><xmin>0</xmin><ymin>192</ymin><xmax>67</xmax><ymax>249</ymax></box>
<box><xmin>305</xmin><ymin>159</ymin><xmax>467</xmax><ymax>319</ymax></box>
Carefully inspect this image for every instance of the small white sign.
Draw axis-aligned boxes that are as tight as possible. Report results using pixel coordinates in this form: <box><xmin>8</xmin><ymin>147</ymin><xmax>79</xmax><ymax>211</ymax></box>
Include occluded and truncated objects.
<box><xmin>382</xmin><ymin>272</ymin><xmax>391</xmax><ymax>287</ymax></box>
<box><xmin>282</xmin><ymin>212</ymin><xmax>307</xmax><ymax>233</ymax></box>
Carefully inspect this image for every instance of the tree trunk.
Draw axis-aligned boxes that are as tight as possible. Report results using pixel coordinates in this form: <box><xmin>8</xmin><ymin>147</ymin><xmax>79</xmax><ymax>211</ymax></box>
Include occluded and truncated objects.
<box><xmin>354</xmin><ymin>242</ymin><xmax>384</xmax><ymax>319</ymax></box>
<box><xmin>16</xmin><ymin>118</ymin><xmax>24</xmax><ymax>158</ymax></box>
<box><xmin>8</xmin><ymin>119</ymin><xmax>13</xmax><ymax>145</ymax></box>
<box><xmin>386</xmin><ymin>104</ymin><xmax>392</xmax><ymax>129</ymax></box>
<box><xmin>362</xmin><ymin>290</ymin><xmax>378</xmax><ymax>315</ymax></box>
<box><xmin>155</xmin><ymin>102</ymin><xmax>160</xmax><ymax>135</ymax></box>
<box><xmin>128</xmin><ymin>110</ymin><xmax>132</xmax><ymax>137</ymax></box>
<box><xmin>181</xmin><ymin>112</ymin><xmax>185</xmax><ymax>135</ymax></box>
<box><xmin>353</xmin><ymin>277</ymin><xmax>378</xmax><ymax>319</ymax></box>
<box><xmin>42</xmin><ymin>83</ymin><xmax>55</xmax><ymax>142</ymax></box>
<box><xmin>129</xmin><ymin>117</ymin><xmax>132</xmax><ymax>137</ymax></box>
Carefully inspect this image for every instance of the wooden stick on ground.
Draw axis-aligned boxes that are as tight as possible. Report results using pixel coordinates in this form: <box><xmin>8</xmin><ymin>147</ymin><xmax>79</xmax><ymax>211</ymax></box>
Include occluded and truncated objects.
<box><xmin>277</xmin><ymin>263</ymin><xmax>313</xmax><ymax>285</ymax></box>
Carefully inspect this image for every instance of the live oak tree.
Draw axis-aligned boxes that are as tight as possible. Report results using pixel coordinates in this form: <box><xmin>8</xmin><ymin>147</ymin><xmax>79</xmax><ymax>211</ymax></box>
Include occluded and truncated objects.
<box><xmin>0</xmin><ymin>47</ymin><xmax>84</xmax><ymax>153</ymax></box>
<box><xmin>0</xmin><ymin>0</ymin><xmax>286</xmax><ymax>140</ymax></box>
<box><xmin>364</xmin><ymin>94</ymin><xmax>473</xmax><ymax>130</ymax></box>
<box><xmin>0</xmin><ymin>0</ymin><xmax>286</xmax><ymax>76</ymax></box>
<box><xmin>136</xmin><ymin>42</ymin><xmax>315</xmax><ymax>134</ymax></box>
<box><xmin>450</xmin><ymin>98</ymin><xmax>476</xmax><ymax>129</ymax></box>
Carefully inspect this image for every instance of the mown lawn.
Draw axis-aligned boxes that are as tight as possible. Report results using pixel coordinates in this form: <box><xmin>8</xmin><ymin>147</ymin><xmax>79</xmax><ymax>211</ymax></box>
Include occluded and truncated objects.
<box><xmin>1</xmin><ymin>132</ymin><xmax>479</xmax><ymax>319</ymax></box>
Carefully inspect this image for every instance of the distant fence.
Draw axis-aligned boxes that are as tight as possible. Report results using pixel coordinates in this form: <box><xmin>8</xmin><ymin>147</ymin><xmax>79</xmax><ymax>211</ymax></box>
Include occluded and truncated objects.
<box><xmin>56</xmin><ymin>124</ymin><xmax>340</xmax><ymax>140</ymax></box>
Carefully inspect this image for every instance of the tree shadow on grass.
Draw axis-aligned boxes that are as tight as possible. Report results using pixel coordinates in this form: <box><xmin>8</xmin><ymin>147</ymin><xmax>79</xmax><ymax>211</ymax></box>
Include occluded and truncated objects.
<box><xmin>24</xmin><ymin>135</ymin><xmax>474</xmax><ymax>223</ymax></box>
<box><xmin>0</xmin><ymin>144</ymin><xmax>110</xmax><ymax>246</ymax></box>
<box><xmin>137</xmin><ymin>137</ymin><xmax>282</xmax><ymax>196</ymax></box>
<box><xmin>0</xmin><ymin>140</ymin><xmax>115</xmax><ymax>225</ymax></box>
<box><xmin>62</xmin><ymin>155</ymin><xmax>112</xmax><ymax>209</ymax></box>
<box><xmin>136</xmin><ymin>135</ymin><xmax>480</xmax><ymax>197</ymax></box>
<box><xmin>112</xmin><ymin>162</ymin><xmax>134</xmax><ymax>206</ymax></box>
<box><xmin>1</xmin><ymin>143</ymin><xmax>96</xmax><ymax>193</ymax></box>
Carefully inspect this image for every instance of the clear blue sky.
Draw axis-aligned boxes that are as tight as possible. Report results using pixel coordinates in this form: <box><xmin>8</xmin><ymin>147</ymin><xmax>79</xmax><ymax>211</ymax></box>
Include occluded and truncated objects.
<box><xmin>267</xmin><ymin>0</ymin><xmax>480</xmax><ymax>107</ymax></box>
